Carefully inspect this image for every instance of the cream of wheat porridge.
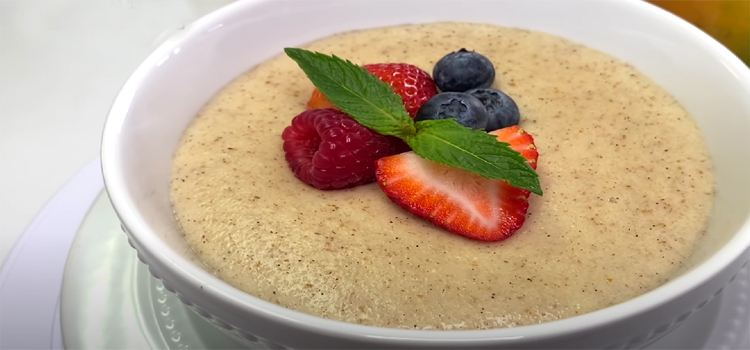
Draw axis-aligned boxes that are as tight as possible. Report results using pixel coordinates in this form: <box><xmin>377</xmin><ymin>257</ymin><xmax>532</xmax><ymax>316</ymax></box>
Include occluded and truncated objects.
<box><xmin>170</xmin><ymin>22</ymin><xmax>714</xmax><ymax>330</ymax></box>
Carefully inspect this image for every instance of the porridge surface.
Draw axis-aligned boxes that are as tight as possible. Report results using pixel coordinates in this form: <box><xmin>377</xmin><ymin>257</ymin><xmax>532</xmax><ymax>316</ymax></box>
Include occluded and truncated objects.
<box><xmin>171</xmin><ymin>22</ymin><xmax>714</xmax><ymax>329</ymax></box>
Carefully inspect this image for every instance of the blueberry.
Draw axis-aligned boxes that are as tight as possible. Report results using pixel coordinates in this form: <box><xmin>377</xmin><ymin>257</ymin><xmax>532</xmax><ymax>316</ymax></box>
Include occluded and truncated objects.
<box><xmin>433</xmin><ymin>49</ymin><xmax>495</xmax><ymax>92</ymax></box>
<box><xmin>415</xmin><ymin>92</ymin><xmax>489</xmax><ymax>130</ymax></box>
<box><xmin>466</xmin><ymin>88</ymin><xmax>520</xmax><ymax>131</ymax></box>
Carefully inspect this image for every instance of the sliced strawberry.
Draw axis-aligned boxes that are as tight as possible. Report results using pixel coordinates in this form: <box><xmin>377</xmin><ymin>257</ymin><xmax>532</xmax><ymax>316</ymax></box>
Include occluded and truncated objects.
<box><xmin>490</xmin><ymin>125</ymin><xmax>538</xmax><ymax>170</ymax></box>
<box><xmin>375</xmin><ymin>126</ymin><xmax>539</xmax><ymax>241</ymax></box>
<box><xmin>307</xmin><ymin>89</ymin><xmax>335</xmax><ymax>110</ymax></box>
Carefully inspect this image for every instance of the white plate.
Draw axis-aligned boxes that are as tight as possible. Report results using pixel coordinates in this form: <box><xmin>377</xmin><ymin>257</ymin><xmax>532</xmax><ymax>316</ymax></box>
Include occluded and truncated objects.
<box><xmin>0</xmin><ymin>159</ymin><xmax>103</xmax><ymax>350</ymax></box>
<box><xmin>60</xmin><ymin>193</ymin><xmax>246</xmax><ymax>349</ymax></box>
<box><xmin>60</xmin><ymin>192</ymin><xmax>749</xmax><ymax>349</ymax></box>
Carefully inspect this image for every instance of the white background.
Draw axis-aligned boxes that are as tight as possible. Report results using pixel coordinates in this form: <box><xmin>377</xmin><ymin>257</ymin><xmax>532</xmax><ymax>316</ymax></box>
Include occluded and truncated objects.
<box><xmin>0</xmin><ymin>0</ymin><xmax>235</xmax><ymax>264</ymax></box>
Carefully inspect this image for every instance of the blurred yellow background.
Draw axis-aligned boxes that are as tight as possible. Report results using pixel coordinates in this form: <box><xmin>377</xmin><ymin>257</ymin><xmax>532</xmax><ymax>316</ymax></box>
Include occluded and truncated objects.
<box><xmin>648</xmin><ymin>0</ymin><xmax>750</xmax><ymax>65</ymax></box>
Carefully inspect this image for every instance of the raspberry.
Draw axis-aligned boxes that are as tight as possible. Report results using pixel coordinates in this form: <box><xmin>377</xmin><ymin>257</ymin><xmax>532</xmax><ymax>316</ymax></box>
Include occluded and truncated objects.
<box><xmin>281</xmin><ymin>108</ymin><xmax>403</xmax><ymax>190</ymax></box>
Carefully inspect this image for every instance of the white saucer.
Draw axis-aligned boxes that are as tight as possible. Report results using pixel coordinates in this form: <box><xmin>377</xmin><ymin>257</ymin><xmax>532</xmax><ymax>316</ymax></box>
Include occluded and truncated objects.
<box><xmin>59</xmin><ymin>192</ymin><xmax>749</xmax><ymax>349</ymax></box>
<box><xmin>60</xmin><ymin>193</ymin><xmax>247</xmax><ymax>349</ymax></box>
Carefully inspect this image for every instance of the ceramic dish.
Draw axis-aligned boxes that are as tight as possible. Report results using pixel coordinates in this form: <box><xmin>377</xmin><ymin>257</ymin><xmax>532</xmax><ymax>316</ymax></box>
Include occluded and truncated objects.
<box><xmin>100</xmin><ymin>0</ymin><xmax>750</xmax><ymax>348</ymax></box>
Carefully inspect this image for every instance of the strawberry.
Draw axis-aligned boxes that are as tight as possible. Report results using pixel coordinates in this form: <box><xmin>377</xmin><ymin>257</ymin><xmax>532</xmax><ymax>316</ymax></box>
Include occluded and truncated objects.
<box><xmin>492</xmin><ymin>125</ymin><xmax>538</xmax><ymax>170</ymax></box>
<box><xmin>375</xmin><ymin>126</ymin><xmax>539</xmax><ymax>241</ymax></box>
<box><xmin>307</xmin><ymin>63</ymin><xmax>438</xmax><ymax>118</ymax></box>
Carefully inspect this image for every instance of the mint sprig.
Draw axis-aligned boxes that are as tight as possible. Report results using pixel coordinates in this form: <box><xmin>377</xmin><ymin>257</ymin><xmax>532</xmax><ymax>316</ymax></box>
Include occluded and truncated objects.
<box><xmin>285</xmin><ymin>48</ymin><xmax>415</xmax><ymax>138</ymax></box>
<box><xmin>285</xmin><ymin>48</ymin><xmax>542</xmax><ymax>196</ymax></box>
<box><xmin>407</xmin><ymin>119</ymin><xmax>541</xmax><ymax>193</ymax></box>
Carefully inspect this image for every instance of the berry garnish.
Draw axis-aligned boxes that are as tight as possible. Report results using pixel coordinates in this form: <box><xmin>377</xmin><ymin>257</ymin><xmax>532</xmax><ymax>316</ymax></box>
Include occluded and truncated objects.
<box><xmin>307</xmin><ymin>63</ymin><xmax>438</xmax><ymax>119</ymax></box>
<box><xmin>433</xmin><ymin>48</ymin><xmax>495</xmax><ymax>92</ymax></box>
<box><xmin>281</xmin><ymin>108</ymin><xmax>402</xmax><ymax>190</ymax></box>
<box><xmin>285</xmin><ymin>48</ymin><xmax>541</xmax><ymax>195</ymax></box>
<box><xmin>415</xmin><ymin>92</ymin><xmax>489</xmax><ymax>130</ymax></box>
<box><xmin>376</xmin><ymin>126</ymin><xmax>539</xmax><ymax>241</ymax></box>
<box><xmin>466</xmin><ymin>88</ymin><xmax>520</xmax><ymax>131</ymax></box>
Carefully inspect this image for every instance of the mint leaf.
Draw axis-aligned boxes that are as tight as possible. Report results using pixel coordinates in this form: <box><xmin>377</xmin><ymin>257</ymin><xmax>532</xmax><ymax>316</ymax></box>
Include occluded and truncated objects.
<box><xmin>406</xmin><ymin>119</ymin><xmax>543</xmax><ymax>195</ymax></box>
<box><xmin>284</xmin><ymin>48</ymin><xmax>416</xmax><ymax>138</ymax></box>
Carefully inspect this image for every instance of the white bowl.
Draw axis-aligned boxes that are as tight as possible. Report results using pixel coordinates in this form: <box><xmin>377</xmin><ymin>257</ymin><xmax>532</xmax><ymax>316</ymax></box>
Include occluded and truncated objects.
<box><xmin>101</xmin><ymin>0</ymin><xmax>750</xmax><ymax>348</ymax></box>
